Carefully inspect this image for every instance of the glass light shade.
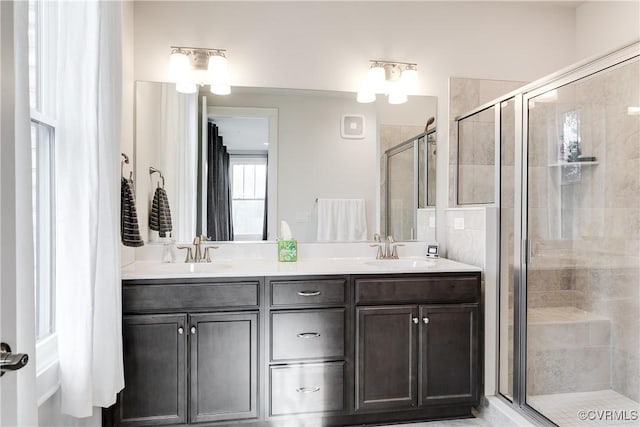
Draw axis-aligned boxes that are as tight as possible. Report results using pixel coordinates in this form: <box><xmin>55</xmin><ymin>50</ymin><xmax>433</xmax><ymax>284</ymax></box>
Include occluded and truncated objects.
<box><xmin>400</xmin><ymin>66</ymin><xmax>418</xmax><ymax>93</ymax></box>
<box><xmin>208</xmin><ymin>54</ymin><xmax>230</xmax><ymax>86</ymax></box>
<box><xmin>169</xmin><ymin>51</ymin><xmax>191</xmax><ymax>83</ymax></box>
<box><xmin>367</xmin><ymin>63</ymin><xmax>386</xmax><ymax>93</ymax></box>
<box><xmin>388</xmin><ymin>84</ymin><xmax>408</xmax><ymax>104</ymax></box>
<box><xmin>176</xmin><ymin>82</ymin><xmax>197</xmax><ymax>94</ymax></box>
<box><xmin>210</xmin><ymin>83</ymin><xmax>231</xmax><ymax>96</ymax></box>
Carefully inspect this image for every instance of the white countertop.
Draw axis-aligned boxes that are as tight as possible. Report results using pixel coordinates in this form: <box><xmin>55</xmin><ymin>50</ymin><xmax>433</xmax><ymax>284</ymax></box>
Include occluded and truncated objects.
<box><xmin>121</xmin><ymin>257</ymin><xmax>481</xmax><ymax>280</ymax></box>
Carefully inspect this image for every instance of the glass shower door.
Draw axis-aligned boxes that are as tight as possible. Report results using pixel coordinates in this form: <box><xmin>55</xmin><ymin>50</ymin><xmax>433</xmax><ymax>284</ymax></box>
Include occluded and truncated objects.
<box><xmin>524</xmin><ymin>58</ymin><xmax>640</xmax><ymax>426</ymax></box>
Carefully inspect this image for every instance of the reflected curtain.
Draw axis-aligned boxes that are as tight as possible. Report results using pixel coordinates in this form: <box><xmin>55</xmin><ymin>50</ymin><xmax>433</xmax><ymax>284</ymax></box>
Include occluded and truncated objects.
<box><xmin>206</xmin><ymin>122</ymin><xmax>233</xmax><ymax>240</ymax></box>
<box><xmin>159</xmin><ymin>85</ymin><xmax>198</xmax><ymax>242</ymax></box>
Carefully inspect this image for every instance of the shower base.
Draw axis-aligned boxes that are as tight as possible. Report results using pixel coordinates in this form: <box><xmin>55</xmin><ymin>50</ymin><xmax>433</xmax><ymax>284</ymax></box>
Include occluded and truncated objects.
<box><xmin>529</xmin><ymin>389</ymin><xmax>640</xmax><ymax>426</ymax></box>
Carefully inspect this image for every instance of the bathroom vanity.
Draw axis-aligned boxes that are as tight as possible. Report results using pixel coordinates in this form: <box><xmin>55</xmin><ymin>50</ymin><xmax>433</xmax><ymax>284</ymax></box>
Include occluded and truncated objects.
<box><xmin>104</xmin><ymin>258</ymin><xmax>481</xmax><ymax>426</ymax></box>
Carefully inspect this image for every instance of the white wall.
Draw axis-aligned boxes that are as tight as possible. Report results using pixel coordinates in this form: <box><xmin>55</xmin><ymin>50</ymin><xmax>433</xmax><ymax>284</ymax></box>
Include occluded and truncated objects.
<box><xmin>132</xmin><ymin>0</ymin><xmax>579</xmax><ymax>250</ymax></box>
<box><xmin>576</xmin><ymin>1</ymin><xmax>640</xmax><ymax>60</ymax></box>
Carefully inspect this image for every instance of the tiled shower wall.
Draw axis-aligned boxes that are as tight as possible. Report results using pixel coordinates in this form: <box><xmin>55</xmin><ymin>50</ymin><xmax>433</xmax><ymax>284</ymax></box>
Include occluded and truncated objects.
<box><xmin>449</xmin><ymin>77</ymin><xmax>526</xmax><ymax>207</ymax></box>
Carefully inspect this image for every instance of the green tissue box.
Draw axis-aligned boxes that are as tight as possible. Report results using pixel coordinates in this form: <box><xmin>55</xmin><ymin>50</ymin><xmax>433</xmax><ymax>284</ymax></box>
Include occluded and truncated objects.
<box><xmin>278</xmin><ymin>239</ymin><xmax>298</xmax><ymax>262</ymax></box>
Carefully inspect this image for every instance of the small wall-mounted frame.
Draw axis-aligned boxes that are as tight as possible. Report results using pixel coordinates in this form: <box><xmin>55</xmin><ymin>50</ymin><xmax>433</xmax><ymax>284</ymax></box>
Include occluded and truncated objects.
<box><xmin>341</xmin><ymin>114</ymin><xmax>365</xmax><ymax>139</ymax></box>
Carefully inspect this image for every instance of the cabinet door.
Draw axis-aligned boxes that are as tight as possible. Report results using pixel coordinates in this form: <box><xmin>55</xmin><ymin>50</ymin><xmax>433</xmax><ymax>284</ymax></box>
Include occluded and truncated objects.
<box><xmin>189</xmin><ymin>312</ymin><xmax>258</xmax><ymax>423</ymax></box>
<box><xmin>356</xmin><ymin>306</ymin><xmax>418</xmax><ymax>411</ymax></box>
<box><xmin>119</xmin><ymin>314</ymin><xmax>187</xmax><ymax>426</ymax></box>
<box><xmin>420</xmin><ymin>304</ymin><xmax>479</xmax><ymax>406</ymax></box>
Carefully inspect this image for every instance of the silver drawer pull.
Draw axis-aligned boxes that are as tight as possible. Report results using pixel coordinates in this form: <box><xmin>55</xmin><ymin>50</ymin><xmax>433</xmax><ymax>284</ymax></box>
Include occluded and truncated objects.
<box><xmin>297</xmin><ymin>332</ymin><xmax>321</xmax><ymax>339</ymax></box>
<box><xmin>296</xmin><ymin>386</ymin><xmax>320</xmax><ymax>393</ymax></box>
<box><xmin>297</xmin><ymin>290</ymin><xmax>321</xmax><ymax>297</ymax></box>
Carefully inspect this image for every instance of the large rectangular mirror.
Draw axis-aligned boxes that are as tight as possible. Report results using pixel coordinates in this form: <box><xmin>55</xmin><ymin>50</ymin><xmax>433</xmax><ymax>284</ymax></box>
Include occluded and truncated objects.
<box><xmin>133</xmin><ymin>82</ymin><xmax>436</xmax><ymax>243</ymax></box>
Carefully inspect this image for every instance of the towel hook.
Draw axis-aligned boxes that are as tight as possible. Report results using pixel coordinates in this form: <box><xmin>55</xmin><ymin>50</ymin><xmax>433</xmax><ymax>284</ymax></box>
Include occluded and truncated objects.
<box><xmin>121</xmin><ymin>153</ymin><xmax>130</xmax><ymax>179</ymax></box>
<box><xmin>149</xmin><ymin>166</ymin><xmax>165</xmax><ymax>188</ymax></box>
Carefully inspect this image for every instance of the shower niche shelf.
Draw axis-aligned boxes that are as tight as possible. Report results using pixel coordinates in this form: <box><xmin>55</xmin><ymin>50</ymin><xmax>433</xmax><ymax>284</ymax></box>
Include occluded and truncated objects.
<box><xmin>548</xmin><ymin>160</ymin><xmax>598</xmax><ymax>168</ymax></box>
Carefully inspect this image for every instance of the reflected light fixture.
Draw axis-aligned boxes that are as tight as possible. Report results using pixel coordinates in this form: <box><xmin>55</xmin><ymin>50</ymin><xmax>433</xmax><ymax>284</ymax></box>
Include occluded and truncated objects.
<box><xmin>357</xmin><ymin>60</ymin><xmax>418</xmax><ymax>105</ymax></box>
<box><xmin>169</xmin><ymin>46</ymin><xmax>231</xmax><ymax>95</ymax></box>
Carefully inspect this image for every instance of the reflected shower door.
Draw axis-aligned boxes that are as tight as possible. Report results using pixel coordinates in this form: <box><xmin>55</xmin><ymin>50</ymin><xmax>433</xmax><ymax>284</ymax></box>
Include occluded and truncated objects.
<box><xmin>387</xmin><ymin>145</ymin><xmax>415</xmax><ymax>240</ymax></box>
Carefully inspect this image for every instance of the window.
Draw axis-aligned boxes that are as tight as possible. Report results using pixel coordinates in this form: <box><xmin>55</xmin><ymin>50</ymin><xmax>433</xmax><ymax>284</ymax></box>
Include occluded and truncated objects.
<box><xmin>29</xmin><ymin>0</ymin><xmax>56</xmax><ymax>343</ymax></box>
<box><xmin>230</xmin><ymin>156</ymin><xmax>267</xmax><ymax>240</ymax></box>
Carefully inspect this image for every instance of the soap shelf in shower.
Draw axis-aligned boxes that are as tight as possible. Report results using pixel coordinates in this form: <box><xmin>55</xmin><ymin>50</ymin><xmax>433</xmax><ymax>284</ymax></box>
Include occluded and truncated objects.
<box><xmin>548</xmin><ymin>160</ymin><xmax>599</xmax><ymax>168</ymax></box>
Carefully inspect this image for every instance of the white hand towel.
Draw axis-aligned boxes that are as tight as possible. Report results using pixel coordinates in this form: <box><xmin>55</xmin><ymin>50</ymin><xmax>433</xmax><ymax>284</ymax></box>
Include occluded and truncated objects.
<box><xmin>316</xmin><ymin>198</ymin><xmax>367</xmax><ymax>241</ymax></box>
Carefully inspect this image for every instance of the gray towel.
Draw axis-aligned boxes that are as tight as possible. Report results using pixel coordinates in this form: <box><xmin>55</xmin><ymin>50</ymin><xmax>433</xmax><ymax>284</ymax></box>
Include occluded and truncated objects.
<box><xmin>150</xmin><ymin>186</ymin><xmax>172</xmax><ymax>238</ymax></box>
<box><xmin>121</xmin><ymin>177</ymin><xmax>144</xmax><ymax>247</ymax></box>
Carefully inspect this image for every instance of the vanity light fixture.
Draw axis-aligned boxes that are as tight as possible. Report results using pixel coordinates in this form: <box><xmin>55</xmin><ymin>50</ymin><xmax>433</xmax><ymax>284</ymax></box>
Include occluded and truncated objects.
<box><xmin>357</xmin><ymin>60</ymin><xmax>418</xmax><ymax>105</ymax></box>
<box><xmin>169</xmin><ymin>47</ymin><xmax>231</xmax><ymax>95</ymax></box>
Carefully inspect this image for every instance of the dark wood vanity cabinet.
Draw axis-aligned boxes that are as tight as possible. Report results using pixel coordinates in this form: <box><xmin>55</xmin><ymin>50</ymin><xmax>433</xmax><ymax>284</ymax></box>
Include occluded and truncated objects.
<box><xmin>108</xmin><ymin>271</ymin><xmax>481</xmax><ymax>426</ymax></box>
<box><xmin>110</xmin><ymin>278</ymin><xmax>261</xmax><ymax>427</ymax></box>
<box><xmin>355</xmin><ymin>274</ymin><xmax>481</xmax><ymax>415</ymax></box>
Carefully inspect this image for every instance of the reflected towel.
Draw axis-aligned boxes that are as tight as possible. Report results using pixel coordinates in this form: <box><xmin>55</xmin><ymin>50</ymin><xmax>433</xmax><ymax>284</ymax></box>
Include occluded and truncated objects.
<box><xmin>316</xmin><ymin>198</ymin><xmax>367</xmax><ymax>241</ymax></box>
<box><xmin>120</xmin><ymin>177</ymin><xmax>144</xmax><ymax>247</ymax></box>
<box><xmin>150</xmin><ymin>187</ymin><xmax>173</xmax><ymax>238</ymax></box>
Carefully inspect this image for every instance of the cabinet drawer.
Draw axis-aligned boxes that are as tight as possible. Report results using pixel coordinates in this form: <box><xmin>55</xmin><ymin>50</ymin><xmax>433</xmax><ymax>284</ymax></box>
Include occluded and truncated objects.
<box><xmin>270</xmin><ymin>362</ymin><xmax>345</xmax><ymax>416</ymax></box>
<box><xmin>355</xmin><ymin>275</ymin><xmax>480</xmax><ymax>305</ymax></box>
<box><xmin>271</xmin><ymin>309</ymin><xmax>344</xmax><ymax>362</ymax></box>
<box><xmin>270</xmin><ymin>279</ymin><xmax>346</xmax><ymax>307</ymax></box>
<box><xmin>123</xmin><ymin>282</ymin><xmax>259</xmax><ymax>313</ymax></box>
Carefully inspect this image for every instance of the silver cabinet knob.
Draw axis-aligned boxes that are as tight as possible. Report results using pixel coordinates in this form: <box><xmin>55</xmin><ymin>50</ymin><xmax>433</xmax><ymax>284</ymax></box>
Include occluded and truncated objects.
<box><xmin>423</xmin><ymin>317</ymin><xmax>429</xmax><ymax>324</ymax></box>
<box><xmin>178</xmin><ymin>327</ymin><xmax>184</xmax><ymax>335</ymax></box>
<box><xmin>412</xmin><ymin>317</ymin><xmax>419</xmax><ymax>324</ymax></box>
<box><xmin>190</xmin><ymin>326</ymin><xmax>197</xmax><ymax>335</ymax></box>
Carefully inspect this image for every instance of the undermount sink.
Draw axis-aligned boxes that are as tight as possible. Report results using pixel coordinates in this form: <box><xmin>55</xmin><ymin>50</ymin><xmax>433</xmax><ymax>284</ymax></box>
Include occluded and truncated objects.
<box><xmin>364</xmin><ymin>259</ymin><xmax>436</xmax><ymax>269</ymax></box>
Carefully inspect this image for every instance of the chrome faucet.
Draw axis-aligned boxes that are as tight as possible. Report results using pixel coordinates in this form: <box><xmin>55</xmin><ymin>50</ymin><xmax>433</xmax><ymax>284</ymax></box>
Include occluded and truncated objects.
<box><xmin>370</xmin><ymin>234</ymin><xmax>404</xmax><ymax>259</ymax></box>
<box><xmin>178</xmin><ymin>235</ymin><xmax>218</xmax><ymax>263</ymax></box>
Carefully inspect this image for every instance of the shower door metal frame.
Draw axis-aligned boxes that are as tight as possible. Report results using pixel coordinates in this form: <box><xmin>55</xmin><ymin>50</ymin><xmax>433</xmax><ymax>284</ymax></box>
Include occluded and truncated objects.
<box><xmin>453</xmin><ymin>41</ymin><xmax>640</xmax><ymax>427</ymax></box>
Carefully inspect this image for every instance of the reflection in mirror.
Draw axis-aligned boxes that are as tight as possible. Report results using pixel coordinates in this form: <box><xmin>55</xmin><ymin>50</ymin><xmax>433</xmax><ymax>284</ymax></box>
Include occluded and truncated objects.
<box><xmin>135</xmin><ymin>82</ymin><xmax>437</xmax><ymax>243</ymax></box>
<box><xmin>135</xmin><ymin>82</ymin><xmax>198</xmax><ymax>243</ymax></box>
<box><xmin>385</xmin><ymin>127</ymin><xmax>436</xmax><ymax>241</ymax></box>
<box><xmin>202</xmin><ymin>106</ymin><xmax>277</xmax><ymax>241</ymax></box>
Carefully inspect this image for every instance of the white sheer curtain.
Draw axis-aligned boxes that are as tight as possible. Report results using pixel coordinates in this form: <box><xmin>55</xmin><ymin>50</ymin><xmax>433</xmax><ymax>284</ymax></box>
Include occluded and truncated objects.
<box><xmin>55</xmin><ymin>1</ymin><xmax>124</xmax><ymax>418</ymax></box>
